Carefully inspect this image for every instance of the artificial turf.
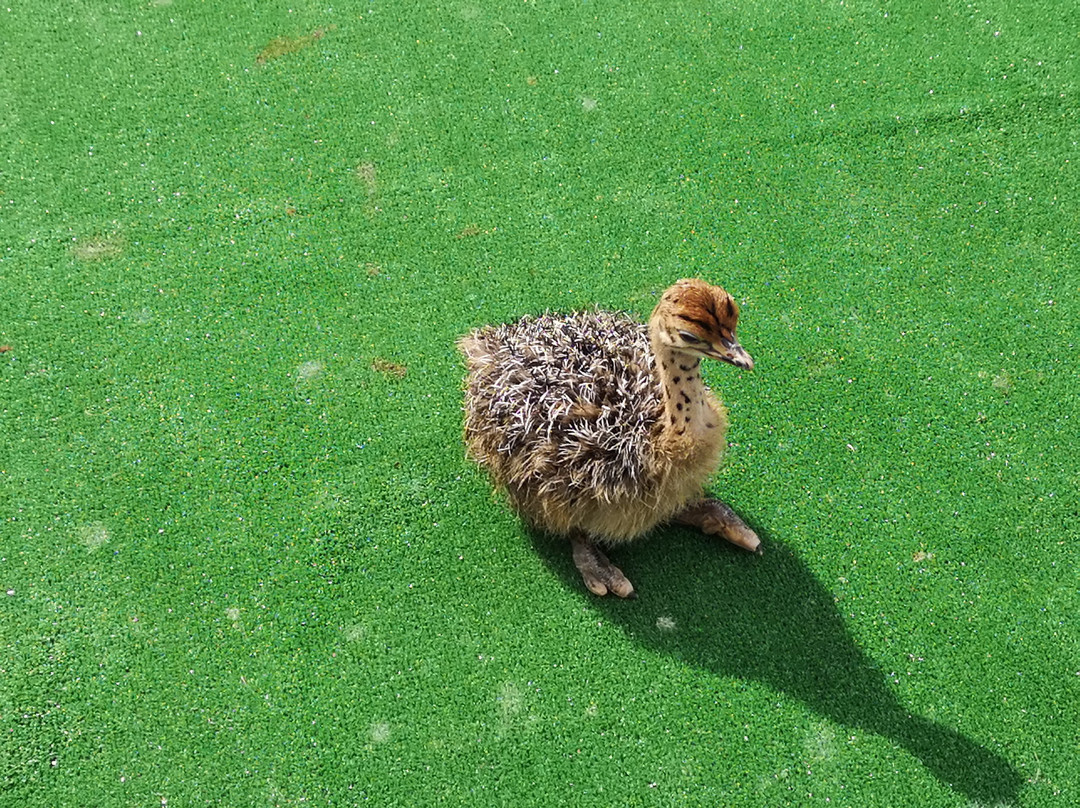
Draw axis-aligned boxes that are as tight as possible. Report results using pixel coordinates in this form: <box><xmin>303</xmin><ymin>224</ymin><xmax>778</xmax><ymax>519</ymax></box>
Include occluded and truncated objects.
<box><xmin>2</xmin><ymin>1</ymin><xmax>1077</xmax><ymax>805</ymax></box>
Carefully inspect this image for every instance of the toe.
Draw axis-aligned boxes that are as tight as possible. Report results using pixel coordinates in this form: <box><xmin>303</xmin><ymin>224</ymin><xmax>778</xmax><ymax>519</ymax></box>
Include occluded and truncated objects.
<box><xmin>595</xmin><ymin>559</ymin><xmax>635</xmax><ymax>599</ymax></box>
<box><xmin>723</xmin><ymin>523</ymin><xmax>761</xmax><ymax>553</ymax></box>
<box><xmin>572</xmin><ymin>537</ymin><xmax>635</xmax><ymax>598</ymax></box>
<box><xmin>583</xmin><ymin>576</ymin><xmax>610</xmax><ymax>597</ymax></box>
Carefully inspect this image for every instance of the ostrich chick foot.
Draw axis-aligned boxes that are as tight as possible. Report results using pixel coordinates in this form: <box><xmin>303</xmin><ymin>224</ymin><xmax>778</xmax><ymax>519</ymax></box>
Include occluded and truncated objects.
<box><xmin>571</xmin><ymin>535</ymin><xmax>636</xmax><ymax>598</ymax></box>
<box><xmin>674</xmin><ymin>499</ymin><xmax>762</xmax><ymax>554</ymax></box>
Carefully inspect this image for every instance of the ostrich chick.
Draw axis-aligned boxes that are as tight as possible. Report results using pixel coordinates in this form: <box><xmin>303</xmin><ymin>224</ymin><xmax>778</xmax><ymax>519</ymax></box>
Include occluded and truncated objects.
<box><xmin>458</xmin><ymin>279</ymin><xmax>760</xmax><ymax>598</ymax></box>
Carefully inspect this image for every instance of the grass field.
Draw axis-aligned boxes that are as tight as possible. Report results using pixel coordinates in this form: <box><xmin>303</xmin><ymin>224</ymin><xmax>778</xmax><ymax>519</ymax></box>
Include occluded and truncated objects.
<box><xmin>2</xmin><ymin>1</ymin><xmax>1077</xmax><ymax>805</ymax></box>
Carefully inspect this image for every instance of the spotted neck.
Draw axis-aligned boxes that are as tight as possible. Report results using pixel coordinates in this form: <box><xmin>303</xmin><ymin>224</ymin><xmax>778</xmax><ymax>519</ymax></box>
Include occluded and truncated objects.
<box><xmin>651</xmin><ymin>337</ymin><xmax>719</xmax><ymax>441</ymax></box>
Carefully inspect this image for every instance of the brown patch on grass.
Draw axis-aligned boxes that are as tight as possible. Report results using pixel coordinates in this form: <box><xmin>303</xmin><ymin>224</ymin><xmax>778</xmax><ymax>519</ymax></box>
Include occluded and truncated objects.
<box><xmin>71</xmin><ymin>234</ymin><xmax>125</xmax><ymax>261</ymax></box>
<box><xmin>372</xmin><ymin>358</ymin><xmax>407</xmax><ymax>379</ymax></box>
<box><xmin>355</xmin><ymin>162</ymin><xmax>381</xmax><ymax>213</ymax></box>
<box><xmin>256</xmin><ymin>25</ymin><xmax>337</xmax><ymax>65</ymax></box>
<box><xmin>364</xmin><ymin>262</ymin><xmax>382</xmax><ymax>277</ymax></box>
<box><xmin>356</xmin><ymin>162</ymin><xmax>377</xmax><ymax>193</ymax></box>
<box><xmin>456</xmin><ymin>224</ymin><xmax>496</xmax><ymax>238</ymax></box>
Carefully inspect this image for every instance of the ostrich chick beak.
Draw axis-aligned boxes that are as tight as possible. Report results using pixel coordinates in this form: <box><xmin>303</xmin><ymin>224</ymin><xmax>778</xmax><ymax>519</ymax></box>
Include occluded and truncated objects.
<box><xmin>713</xmin><ymin>338</ymin><xmax>754</xmax><ymax>370</ymax></box>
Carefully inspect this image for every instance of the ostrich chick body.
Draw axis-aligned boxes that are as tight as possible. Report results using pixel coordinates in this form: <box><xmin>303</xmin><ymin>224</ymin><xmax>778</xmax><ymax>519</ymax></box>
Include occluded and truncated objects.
<box><xmin>458</xmin><ymin>279</ymin><xmax>760</xmax><ymax>597</ymax></box>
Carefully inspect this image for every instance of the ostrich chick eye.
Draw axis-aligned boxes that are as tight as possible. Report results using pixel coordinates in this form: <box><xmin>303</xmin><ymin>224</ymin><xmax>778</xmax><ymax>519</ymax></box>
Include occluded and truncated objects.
<box><xmin>678</xmin><ymin>330</ymin><xmax>704</xmax><ymax>344</ymax></box>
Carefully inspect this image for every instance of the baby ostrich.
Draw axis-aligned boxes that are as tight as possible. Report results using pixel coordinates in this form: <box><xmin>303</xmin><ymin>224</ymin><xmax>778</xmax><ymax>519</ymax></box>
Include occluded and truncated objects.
<box><xmin>458</xmin><ymin>279</ymin><xmax>760</xmax><ymax>598</ymax></box>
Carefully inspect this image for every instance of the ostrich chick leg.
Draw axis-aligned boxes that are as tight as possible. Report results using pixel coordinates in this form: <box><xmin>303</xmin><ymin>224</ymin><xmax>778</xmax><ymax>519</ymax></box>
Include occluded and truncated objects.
<box><xmin>571</xmin><ymin>534</ymin><xmax>636</xmax><ymax>599</ymax></box>
<box><xmin>674</xmin><ymin>499</ymin><xmax>763</xmax><ymax>555</ymax></box>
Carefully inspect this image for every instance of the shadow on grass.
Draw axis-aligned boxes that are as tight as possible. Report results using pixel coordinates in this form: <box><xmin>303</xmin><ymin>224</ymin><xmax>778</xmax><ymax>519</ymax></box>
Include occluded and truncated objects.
<box><xmin>532</xmin><ymin>529</ymin><xmax>1024</xmax><ymax>806</ymax></box>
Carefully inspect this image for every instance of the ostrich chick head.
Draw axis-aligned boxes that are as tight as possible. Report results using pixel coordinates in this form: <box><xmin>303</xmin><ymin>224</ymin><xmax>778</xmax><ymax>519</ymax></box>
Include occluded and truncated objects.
<box><xmin>650</xmin><ymin>278</ymin><xmax>754</xmax><ymax>369</ymax></box>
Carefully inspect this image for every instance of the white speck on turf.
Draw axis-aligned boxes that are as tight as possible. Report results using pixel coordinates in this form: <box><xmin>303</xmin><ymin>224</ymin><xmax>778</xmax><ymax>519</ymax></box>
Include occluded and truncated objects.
<box><xmin>370</xmin><ymin>722</ymin><xmax>391</xmax><ymax>743</ymax></box>
<box><xmin>77</xmin><ymin>522</ymin><xmax>110</xmax><ymax>552</ymax></box>
<box><xmin>498</xmin><ymin>682</ymin><xmax>523</xmax><ymax>716</ymax></box>
<box><xmin>296</xmin><ymin>360</ymin><xmax>325</xmax><ymax>383</ymax></box>
<box><xmin>343</xmin><ymin>624</ymin><xmax>367</xmax><ymax>642</ymax></box>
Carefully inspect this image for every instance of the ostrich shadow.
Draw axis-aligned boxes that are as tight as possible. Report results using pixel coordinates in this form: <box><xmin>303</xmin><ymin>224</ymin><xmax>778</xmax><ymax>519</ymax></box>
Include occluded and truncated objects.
<box><xmin>532</xmin><ymin>528</ymin><xmax>1023</xmax><ymax>806</ymax></box>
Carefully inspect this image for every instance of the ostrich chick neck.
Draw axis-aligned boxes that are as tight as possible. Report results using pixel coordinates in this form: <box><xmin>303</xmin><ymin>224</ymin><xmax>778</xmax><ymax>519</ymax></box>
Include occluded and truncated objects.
<box><xmin>651</xmin><ymin>336</ymin><xmax>722</xmax><ymax>446</ymax></box>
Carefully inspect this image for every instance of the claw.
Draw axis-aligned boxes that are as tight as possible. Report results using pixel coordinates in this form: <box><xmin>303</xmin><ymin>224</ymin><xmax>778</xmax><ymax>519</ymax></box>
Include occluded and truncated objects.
<box><xmin>674</xmin><ymin>498</ymin><xmax>762</xmax><ymax>554</ymax></box>
<box><xmin>571</xmin><ymin>536</ymin><xmax>636</xmax><ymax>598</ymax></box>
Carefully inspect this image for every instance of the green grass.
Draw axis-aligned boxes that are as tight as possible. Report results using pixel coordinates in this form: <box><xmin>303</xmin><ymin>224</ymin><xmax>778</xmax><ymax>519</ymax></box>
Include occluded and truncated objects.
<box><xmin>2</xmin><ymin>1</ymin><xmax>1077</xmax><ymax>805</ymax></box>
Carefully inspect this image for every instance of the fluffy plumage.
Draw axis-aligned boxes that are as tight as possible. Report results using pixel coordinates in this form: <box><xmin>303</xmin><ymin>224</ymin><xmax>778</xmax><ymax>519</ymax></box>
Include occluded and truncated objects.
<box><xmin>462</xmin><ymin>310</ymin><xmax>663</xmax><ymax>502</ymax></box>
